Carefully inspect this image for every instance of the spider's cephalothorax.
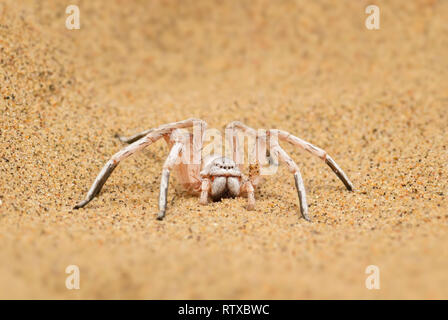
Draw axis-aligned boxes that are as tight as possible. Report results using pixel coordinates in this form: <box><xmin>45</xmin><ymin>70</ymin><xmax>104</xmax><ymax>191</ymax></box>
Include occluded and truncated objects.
<box><xmin>201</xmin><ymin>156</ymin><xmax>242</xmax><ymax>201</ymax></box>
<box><xmin>74</xmin><ymin>119</ymin><xmax>354</xmax><ymax>221</ymax></box>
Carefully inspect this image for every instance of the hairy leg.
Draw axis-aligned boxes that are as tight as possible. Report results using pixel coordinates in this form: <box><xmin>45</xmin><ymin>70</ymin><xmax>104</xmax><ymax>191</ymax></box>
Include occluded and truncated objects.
<box><xmin>225</xmin><ymin>121</ymin><xmax>353</xmax><ymax>191</ymax></box>
<box><xmin>157</xmin><ymin>142</ymin><xmax>183</xmax><ymax>220</ymax></box>
<box><xmin>225</xmin><ymin>121</ymin><xmax>254</xmax><ymax>167</ymax></box>
<box><xmin>115</xmin><ymin>129</ymin><xmax>154</xmax><ymax>144</ymax></box>
<box><xmin>224</xmin><ymin>121</ymin><xmax>352</xmax><ymax>221</ymax></box>
<box><xmin>73</xmin><ymin>135</ymin><xmax>160</xmax><ymax>209</ymax></box>
<box><xmin>274</xmin><ymin>129</ymin><xmax>353</xmax><ymax>191</ymax></box>
<box><xmin>271</xmin><ymin>144</ymin><xmax>310</xmax><ymax>221</ymax></box>
<box><xmin>74</xmin><ymin>119</ymin><xmax>206</xmax><ymax>209</ymax></box>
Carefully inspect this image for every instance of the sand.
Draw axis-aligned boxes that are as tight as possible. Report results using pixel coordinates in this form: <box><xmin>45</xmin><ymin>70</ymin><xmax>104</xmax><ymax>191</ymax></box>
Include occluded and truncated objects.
<box><xmin>0</xmin><ymin>0</ymin><xmax>447</xmax><ymax>299</ymax></box>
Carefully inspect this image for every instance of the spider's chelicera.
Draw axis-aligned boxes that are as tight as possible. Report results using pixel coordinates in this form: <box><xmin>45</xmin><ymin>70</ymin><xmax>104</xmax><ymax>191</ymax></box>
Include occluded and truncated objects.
<box><xmin>74</xmin><ymin>119</ymin><xmax>353</xmax><ymax>221</ymax></box>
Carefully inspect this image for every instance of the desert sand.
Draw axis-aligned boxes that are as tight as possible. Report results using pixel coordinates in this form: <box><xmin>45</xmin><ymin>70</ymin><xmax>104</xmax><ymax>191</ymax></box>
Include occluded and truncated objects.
<box><xmin>0</xmin><ymin>0</ymin><xmax>447</xmax><ymax>299</ymax></box>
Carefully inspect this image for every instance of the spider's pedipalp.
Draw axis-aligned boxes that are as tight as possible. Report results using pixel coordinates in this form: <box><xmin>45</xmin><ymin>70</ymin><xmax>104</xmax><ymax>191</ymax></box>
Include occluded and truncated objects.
<box><xmin>199</xmin><ymin>178</ymin><xmax>211</xmax><ymax>205</ymax></box>
<box><xmin>241</xmin><ymin>180</ymin><xmax>255</xmax><ymax>210</ymax></box>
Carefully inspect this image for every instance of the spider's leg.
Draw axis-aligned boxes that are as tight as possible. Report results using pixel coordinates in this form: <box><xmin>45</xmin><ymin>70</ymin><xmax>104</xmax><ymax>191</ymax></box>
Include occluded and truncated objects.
<box><xmin>74</xmin><ymin>119</ymin><xmax>207</xmax><ymax>210</ymax></box>
<box><xmin>224</xmin><ymin>125</ymin><xmax>240</xmax><ymax>166</ymax></box>
<box><xmin>324</xmin><ymin>155</ymin><xmax>353</xmax><ymax>191</ymax></box>
<box><xmin>157</xmin><ymin>142</ymin><xmax>183</xmax><ymax>220</ymax></box>
<box><xmin>275</xmin><ymin>130</ymin><xmax>354</xmax><ymax>191</ymax></box>
<box><xmin>225</xmin><ymin>121</ymin><xmax>256</xmax><ymax>168</ymax></box>
<box><xmin>116</xmin><ymin>118</ymin><xmax>206</xmax><ymax>145</ymax></box>
<box><xmin>115</xmin><ymin>129</ymin><xmax>154</xmax><ymax>144</ymax></box>
<box><xmin>225</xmin><ymin>121</ymin><xmax>267</xmax><ymax>210</ymax></box>
<box><xmin>225</xmin><ymin>121</ymin><xmax>257</xmax><ymax>136</ymax></box>
<box><xmin>272</xmin><ymin>144</ymin><xmax>310</xmax><ymax>221</ymax></box>
<box><xmin>73</xmin><ymin>133</ymin><xmax>162</xmax><ymax>209</ymax></box>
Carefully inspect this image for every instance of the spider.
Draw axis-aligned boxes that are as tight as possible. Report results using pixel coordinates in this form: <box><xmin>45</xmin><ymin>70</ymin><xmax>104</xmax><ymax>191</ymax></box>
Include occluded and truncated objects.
<box><xmin>73</xmin><ymin>119</ymin><xmax>353</xmax><ymax>221</ymax></box>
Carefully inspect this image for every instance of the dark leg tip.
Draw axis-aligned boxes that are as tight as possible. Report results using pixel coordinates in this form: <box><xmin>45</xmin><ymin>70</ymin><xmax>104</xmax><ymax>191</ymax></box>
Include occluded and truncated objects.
<box><xmin>73</xmin><ymin>200</ymin><xmax>89</xmax><ymax>210</ymax></box>
<box><xmin>301</xmin><ymin>209</ymin><xmax>311</xmax><ymax>222</ymax></box>
<box><xmin>115</xmin><ymin>133</ymin><xmax>125</xmax><ymax>142</ymax></box>
<box><xmin>156</xmin><ymin>212</ymin><xmax>165</xmax><ymax>220</ymax></box>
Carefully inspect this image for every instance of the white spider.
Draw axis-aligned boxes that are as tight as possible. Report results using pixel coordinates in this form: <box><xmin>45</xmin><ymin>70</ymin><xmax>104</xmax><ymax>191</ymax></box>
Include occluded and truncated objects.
<box><xmin>74</xmin><ymin>119</ymin><xmax>353</xmax><ymax>221</ymax></box>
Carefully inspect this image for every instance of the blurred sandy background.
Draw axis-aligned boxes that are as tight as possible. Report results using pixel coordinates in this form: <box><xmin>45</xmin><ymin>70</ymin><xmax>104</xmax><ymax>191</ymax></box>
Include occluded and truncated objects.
<box><xmin>0</xmin><ymin>0</ymin><xmax>447</xmax><ymax>299</ymax></box>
